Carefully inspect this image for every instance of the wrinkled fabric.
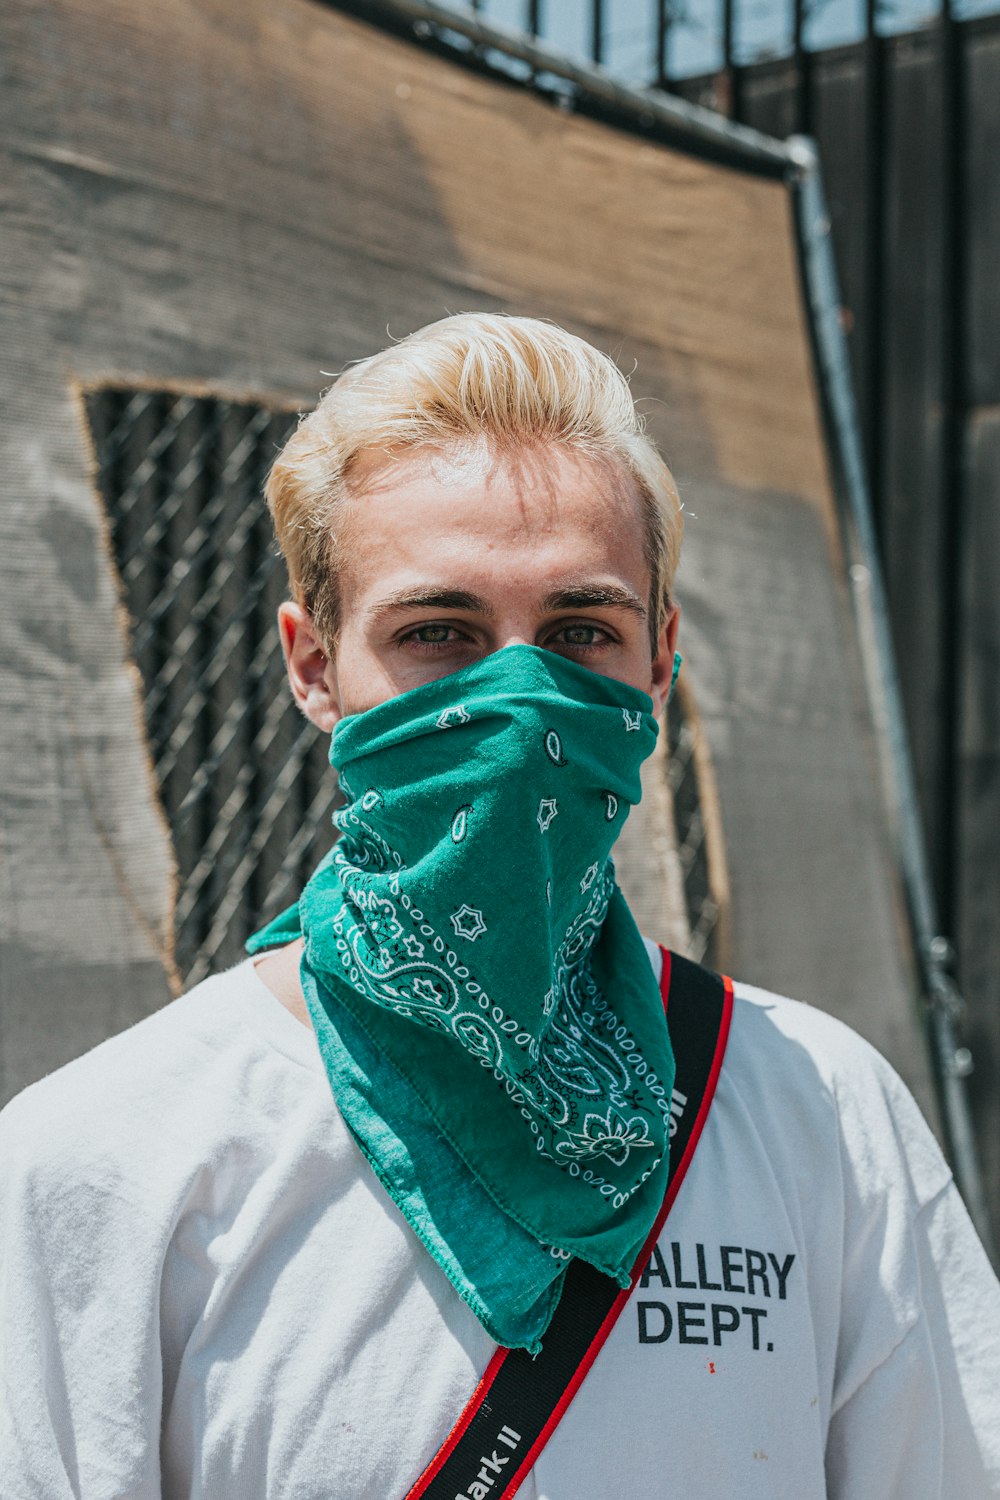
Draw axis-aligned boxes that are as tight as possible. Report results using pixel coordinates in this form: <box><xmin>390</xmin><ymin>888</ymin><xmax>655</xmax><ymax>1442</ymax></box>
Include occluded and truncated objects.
<box><xmin>247</xmin><ymin>646</ymin><xmax>674</xmax><ymax>1348</ymax></box>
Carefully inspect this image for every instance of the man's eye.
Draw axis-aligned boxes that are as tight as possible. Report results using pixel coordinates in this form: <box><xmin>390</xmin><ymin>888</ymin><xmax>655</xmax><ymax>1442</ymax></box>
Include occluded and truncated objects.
<box><xmin>559</xmin><ymin>624</ymin><xmax>605</xmax><ymax>648</ymax></box>
<box><xmin>401</xmin><ymin>623</ymin><xmax>465</xmax><ymax>650</ymax></box>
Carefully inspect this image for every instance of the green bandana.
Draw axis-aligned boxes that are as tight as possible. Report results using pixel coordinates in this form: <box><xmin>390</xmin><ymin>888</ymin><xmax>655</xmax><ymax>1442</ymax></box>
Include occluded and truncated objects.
<box><xmin>247</xmin><ymin>645</ymin><xmax>674</xmax><ymax>1351</ymax></box>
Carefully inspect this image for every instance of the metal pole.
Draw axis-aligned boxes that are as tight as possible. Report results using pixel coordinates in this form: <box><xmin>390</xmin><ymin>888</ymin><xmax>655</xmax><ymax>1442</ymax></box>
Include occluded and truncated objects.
<box><xmin>591</xmin><ymin>0</ymin><xmax>604</xmax><ymax>66</ymax></box>
<box><xmin>862</xmin><ymin>0</ymin><xmax>887</xmax><ymax>545</ymax></box>
<box><xmin>656</xmin><ymin>0</ymin><xmax>671</xmax><ymax>90</ymax></box>
<box><xmin>791</xmin><ymin>0</ymin><xmax>811</xmax><ymax>134</ymax></box>
<box><xmin>721</xmin><ymin>0</ymin><xmax>739</xmax><ymax>120</ymax></box>
<box><xmin>936</xmin><ymin>0</ymin><xmax>968</xmax><ymax>973</ymax></box>
<box><xmin>789</xmin><ymin>137</ymin><xmax>995</xmax><ymax>1260</ymax></box>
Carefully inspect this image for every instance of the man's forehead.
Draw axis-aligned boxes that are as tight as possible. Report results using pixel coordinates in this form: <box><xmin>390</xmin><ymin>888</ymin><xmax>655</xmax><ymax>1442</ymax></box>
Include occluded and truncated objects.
<box><xmin>336</xmin><ymin>439</ymin><xmax>651</xmax><ymax>610</ymax></box>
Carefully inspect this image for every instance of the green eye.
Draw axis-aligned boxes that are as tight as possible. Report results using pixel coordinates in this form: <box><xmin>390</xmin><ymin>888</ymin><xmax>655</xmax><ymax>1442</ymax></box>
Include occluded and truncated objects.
<box><xmin>415</xmin><ymin>625</ymin><xmax>451</xmax><ymax>643</ymax></box>
<box><xmin>563</xmin><ymin>625</ymin><xmax>597</xmax><ymax>646</ymax></box>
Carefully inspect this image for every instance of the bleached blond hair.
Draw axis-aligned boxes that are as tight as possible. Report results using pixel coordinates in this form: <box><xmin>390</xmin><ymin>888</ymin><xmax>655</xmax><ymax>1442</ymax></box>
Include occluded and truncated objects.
<box><xmin>266</xmin><ymin>312</ymin><xmax>683</xmax><ymax>651</ymax></box>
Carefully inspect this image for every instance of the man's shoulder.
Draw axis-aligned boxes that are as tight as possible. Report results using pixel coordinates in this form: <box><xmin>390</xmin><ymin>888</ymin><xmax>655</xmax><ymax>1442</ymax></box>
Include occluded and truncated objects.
<box><xmin>721</xmin><ymin>972</ymin><xmax>953</xmax><ymax>1212</ymax></box>
<box><xmin>0</xmin><ymin>961</ymin><xmax>298</xmax><ymax>1192</ymax></box>
<box><xmin>655</xmin><ymin>937</ymin><xmax>920</xmax><ymax>1121</ymax></box>
<box><xmin>729</xmin><ymin>972</ymin><xmax>886</xmax><ymax>1070</ymax></box>
<box><xmin>726</xmin><ymin>971</ymin><xmax>915</xmax><ymax>1104</ymax></box>
<box><xmin>663</xmin><ymin>942</ymin><xmax>897</xmax><ymax>1086</ymax></box>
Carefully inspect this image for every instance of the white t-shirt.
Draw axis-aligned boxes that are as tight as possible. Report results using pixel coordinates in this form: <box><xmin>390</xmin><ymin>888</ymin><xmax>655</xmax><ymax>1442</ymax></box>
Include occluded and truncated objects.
<box><xmin>1</xmin><ymin>946</ymin><xmax>998</xmax><ymax>1499</ymax></box>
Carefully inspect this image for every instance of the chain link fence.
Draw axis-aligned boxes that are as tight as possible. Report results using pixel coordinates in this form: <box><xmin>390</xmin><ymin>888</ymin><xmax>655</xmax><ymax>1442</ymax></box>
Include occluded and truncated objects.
<box><xmin>85</xmin><ymin>386</ymin><xmax>720</xmax><ymax>986</ymax></box>
<box><xmin>85</xmin><ymin>389</ymin><xmax>338</xmax><ymax>988</ymax></box>
<box><xmin>665</xmin><ymin>697</ymin><xmax>720</xmax><ymax>965</ymax></box>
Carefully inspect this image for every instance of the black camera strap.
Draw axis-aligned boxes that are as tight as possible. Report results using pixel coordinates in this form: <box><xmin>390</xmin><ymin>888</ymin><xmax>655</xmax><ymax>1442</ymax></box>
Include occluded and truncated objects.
<box><xmin>405</xmin><ymin>949</ymin><xmax>733</xmax><ymax>1500</ymax></box>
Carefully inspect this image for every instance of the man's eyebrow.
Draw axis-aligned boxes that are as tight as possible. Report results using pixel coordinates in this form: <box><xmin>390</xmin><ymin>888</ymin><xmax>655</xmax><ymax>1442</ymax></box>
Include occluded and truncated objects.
<box><xmin>367</xmin><ymin>587</ymin><xmax>496</xmax><ymax>618</ymax></box>
<box><xmin>542</xmin><ymin>584</ymin><xmax>647</xmax><ymax>618</ymax></box>
<box><xmin>366</xmin><ymin>584</ymin><xmax>647</xmax><ymax>620</ymax></box>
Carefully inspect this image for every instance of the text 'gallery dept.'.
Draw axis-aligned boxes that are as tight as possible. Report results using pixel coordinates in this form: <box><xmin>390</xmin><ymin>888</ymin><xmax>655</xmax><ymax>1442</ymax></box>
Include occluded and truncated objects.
<box><xmin>636</xmin><ymin>1242</ymin><xmax>797</xmax><ymax>1350</ymax></box>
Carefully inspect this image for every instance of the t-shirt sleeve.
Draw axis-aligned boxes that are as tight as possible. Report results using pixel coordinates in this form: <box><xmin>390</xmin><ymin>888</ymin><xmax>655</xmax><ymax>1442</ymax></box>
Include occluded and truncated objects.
<box><xmin>0</xmin><ymin>1083</ymin><xmax>165</xmax><ymax>1499</ymax></box>
<box><xmin>824</xmin><ymin>1046</ymin><xmax>1000</xmax><ymax>1498</ymax></box>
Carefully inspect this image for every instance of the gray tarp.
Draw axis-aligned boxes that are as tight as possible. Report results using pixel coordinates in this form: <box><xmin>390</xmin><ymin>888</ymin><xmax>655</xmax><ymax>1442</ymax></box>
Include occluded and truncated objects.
<box><xmin>0</xmin><ymin>0</ymin><xmax>935</xmax><ymax>1121</ymax></box>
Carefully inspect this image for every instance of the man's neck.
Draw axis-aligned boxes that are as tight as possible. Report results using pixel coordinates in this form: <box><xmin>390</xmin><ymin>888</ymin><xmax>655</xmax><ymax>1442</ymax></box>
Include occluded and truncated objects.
<box><xmin>252</xmin><ymin>938</ymin><xmax>311</xmax><ymax>1028</ymax></box>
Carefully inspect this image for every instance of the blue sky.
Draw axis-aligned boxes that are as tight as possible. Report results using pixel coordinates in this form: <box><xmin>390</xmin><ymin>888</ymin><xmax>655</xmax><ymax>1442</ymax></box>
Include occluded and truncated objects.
<box><xmin>457</xmin><ymin>0</ymin><xmax>996</xmax><ymax>80</ymax></box>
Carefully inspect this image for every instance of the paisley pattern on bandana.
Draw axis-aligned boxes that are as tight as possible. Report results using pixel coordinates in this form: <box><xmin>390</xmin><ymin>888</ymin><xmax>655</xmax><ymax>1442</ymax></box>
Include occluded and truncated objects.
<box><xmin>248</xmin><ymin>645</ymin><xmax>674</xmax><ymax>1348</ymax></box>
<box><xmin>332</xmin><ymin>834</ymin><xmax>668</xmax><ymax>1204</ymax></box>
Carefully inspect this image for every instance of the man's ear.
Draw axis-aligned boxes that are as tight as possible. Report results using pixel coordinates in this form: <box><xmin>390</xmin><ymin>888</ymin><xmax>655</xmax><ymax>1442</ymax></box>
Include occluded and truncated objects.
<box><xmin>277</xmin><ymin>601</ymin><xmax>341</xmax><ymax>733</ymax></box>
<box><xmin>649</xmin><ymin>602</ymin><xmax>681</xmax><ymax>718</ymax></box>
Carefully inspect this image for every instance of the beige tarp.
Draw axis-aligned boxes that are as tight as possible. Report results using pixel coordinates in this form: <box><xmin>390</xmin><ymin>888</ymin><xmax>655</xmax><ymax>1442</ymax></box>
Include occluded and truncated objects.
<box><xmin>0</xmin><ymin>0</ymin><xmax>933</xmax><ymax>1117</ymax></box>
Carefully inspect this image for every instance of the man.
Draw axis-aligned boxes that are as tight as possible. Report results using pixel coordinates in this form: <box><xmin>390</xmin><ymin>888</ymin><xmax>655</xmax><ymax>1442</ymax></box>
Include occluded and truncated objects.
<box><xmin>1</xmin><ymin>313</ymin><xmax>998</xmax><ymax>1497</ymax></box>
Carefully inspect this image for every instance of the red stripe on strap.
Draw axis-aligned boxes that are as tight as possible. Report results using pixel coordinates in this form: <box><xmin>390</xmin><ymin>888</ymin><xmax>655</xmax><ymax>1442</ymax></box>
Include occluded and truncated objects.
<box><xmin>659</xmin><ymin>945</ymin><xmax>673</xmax><ymax>1011</ymax></box>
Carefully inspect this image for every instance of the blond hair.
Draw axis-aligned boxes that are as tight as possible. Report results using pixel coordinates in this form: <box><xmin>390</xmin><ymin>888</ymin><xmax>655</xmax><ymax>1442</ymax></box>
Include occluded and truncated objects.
<box><xmin>266</xmin><ymin>313</ymin><xmax>683</xmax><ymax>650</ymax></box>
